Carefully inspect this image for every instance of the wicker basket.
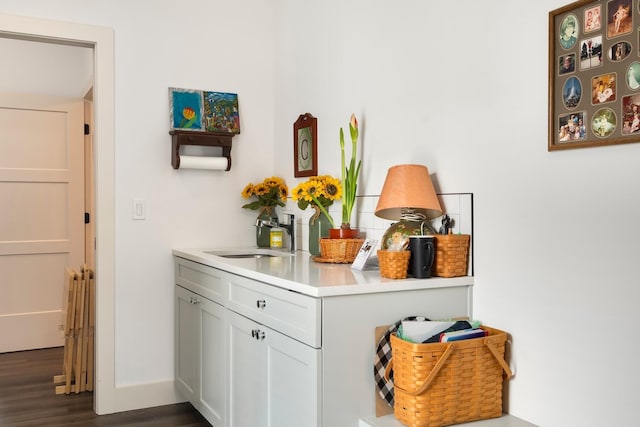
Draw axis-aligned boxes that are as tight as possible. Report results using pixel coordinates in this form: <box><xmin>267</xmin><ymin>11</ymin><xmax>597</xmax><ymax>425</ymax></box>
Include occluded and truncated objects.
<box><xmin>319</xmin><ymin>238</ymin><xmax>364</xmax><ymax>263</ymax></box>
<box><xmin>385</xmin><ymin>326</ymin><xmax>512</xmax><ymax>427</ymax></box>
<box><xmin>377</xmin><ymin>250</ymin><xmax>411</xmax><ymax>279</ymax></box>
<box><xmin>432</xmin><ymin>233</ymin><xmax>470</xmax><ymax>277</ymax></box>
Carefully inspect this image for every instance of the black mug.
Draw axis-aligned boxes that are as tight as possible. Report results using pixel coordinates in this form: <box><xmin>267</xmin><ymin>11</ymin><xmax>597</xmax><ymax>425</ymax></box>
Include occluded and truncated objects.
<box><xmin>408</xmin><ymin>235</ymin><xmax>435</xmax><ymax>279</ymax></box>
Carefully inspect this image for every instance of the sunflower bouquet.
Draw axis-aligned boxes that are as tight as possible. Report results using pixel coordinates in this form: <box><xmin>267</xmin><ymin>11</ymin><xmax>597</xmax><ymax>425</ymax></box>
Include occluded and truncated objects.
<box><xmin>291</xmin><ymin>175</ymin><xmax>342</xmax><ymax>228</ymax></box>
<box><xmin>241</xmin><ymin>176</ymin><xmax>288</xmax><ymax>215</ymax></box>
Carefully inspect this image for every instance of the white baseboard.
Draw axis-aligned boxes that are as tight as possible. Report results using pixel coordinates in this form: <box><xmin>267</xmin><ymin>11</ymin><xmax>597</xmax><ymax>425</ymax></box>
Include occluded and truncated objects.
<box><xmin>114</xmin><ymin>380</ymin><xmax>185</xmax><ymax>413</ymax></box>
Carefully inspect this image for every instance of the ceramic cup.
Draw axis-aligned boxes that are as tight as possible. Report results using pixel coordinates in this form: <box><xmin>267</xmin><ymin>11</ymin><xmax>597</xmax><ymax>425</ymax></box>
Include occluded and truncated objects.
<box><xmin>408</xmin><ymin>235</ymin><xmax>435</xmax><ymax>279</ymax></box>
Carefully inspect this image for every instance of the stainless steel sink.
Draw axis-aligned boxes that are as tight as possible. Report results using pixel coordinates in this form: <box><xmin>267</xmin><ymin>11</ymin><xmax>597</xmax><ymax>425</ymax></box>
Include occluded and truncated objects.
<box><xmin>204</xmin><ymin>249</ymin><xmax>293</xmax><ymax>258</ymax></box>
<box><xmin>218</xmin><ymin>253</ymin><xmax>277</xmax><ymax>259</ymax></box>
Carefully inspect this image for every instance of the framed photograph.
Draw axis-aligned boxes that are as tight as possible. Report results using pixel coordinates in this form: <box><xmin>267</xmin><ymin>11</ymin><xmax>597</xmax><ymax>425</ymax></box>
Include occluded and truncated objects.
<box><xmin>549</xmin><ymin>0</ymin><xmax>640</xmax><ymax>150</ymax></box>
<box><xmin>293</xmin><ymin>113</ymin><xmax>318</xmax><ymax>177</ymax></box>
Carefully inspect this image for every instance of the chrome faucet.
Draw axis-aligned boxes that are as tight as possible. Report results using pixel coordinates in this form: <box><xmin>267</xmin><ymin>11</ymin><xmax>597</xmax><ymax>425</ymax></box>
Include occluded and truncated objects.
<box><xmin>255</xmin><ymin>213</ymin><xmax>295</xmax><ymax>252</ymax></box>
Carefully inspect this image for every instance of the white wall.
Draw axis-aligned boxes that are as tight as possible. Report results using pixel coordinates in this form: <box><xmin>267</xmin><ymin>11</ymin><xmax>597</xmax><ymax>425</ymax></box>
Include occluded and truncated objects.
<box><xmin>0</xmin><ymin>0</ymin><xmax>277</xmax><ymax>394</ymax></box>
<box><xmin>0</xmin><ymin>38</ymin><xmax>92</xmax><ymax>96</ymax></box>
<box><xmin>274</xmin><ymin>1</ymin><xmax>640</xmax><ymax>426</ymax></box>
<box><xmin>1</xmin><ymin>0</ymin><xmax>639</xmax><ymax>425</ymax></box>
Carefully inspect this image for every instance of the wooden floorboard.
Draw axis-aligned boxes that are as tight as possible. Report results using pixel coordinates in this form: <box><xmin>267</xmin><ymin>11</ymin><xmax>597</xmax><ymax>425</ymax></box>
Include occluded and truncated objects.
<box><xmin>0</xmin><ymin>347</ymin><xmax>211</xmax><ymax>427</ymax></box>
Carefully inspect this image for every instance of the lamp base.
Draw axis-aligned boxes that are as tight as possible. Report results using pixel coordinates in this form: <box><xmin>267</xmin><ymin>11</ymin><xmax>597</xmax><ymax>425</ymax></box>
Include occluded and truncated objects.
<box><xmin>380</xmin><ymin>219</ymin><xmax>436</xmax><ymax>250</ymax></box>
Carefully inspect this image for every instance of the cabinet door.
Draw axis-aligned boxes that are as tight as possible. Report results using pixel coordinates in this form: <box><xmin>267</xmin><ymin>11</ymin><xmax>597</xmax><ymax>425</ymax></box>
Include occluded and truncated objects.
<box><xmin>175</xmin><ymin>285</ymin><xmax>200</xmax><ymax>404</ymax></box>
<box><xmin>228</xmin><ymin>310</ymin><xmax>266</xmax><ymax>427</ymax></box>
<box><xmin>176</xmin><ymin>285</ymin><xmax>226</xmax><ymax>427</ymax></box>
<box><xmin>199</xmin><ymin>296</ymin><xmax>226</xmax><ymax>426</ymax></box>
<box><xmin>227</xmin><ymin>310</ymin><xmax>321</xmax><ymax>427</ymax></box>
<box><xmin>265</xmin><ymin>321</ymin><xmax>320</xmax><ymax>427</ymax></box>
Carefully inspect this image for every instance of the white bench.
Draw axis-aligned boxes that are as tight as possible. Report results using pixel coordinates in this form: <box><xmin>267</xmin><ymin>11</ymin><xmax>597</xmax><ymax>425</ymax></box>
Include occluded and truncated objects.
<box><xmin>359</xmin><ymin>414</ymin><xmax>538</xmax><ymax>427</ymax></box>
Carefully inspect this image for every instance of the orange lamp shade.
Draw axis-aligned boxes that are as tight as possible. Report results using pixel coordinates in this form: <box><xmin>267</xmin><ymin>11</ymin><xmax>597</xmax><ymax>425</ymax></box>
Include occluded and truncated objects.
<box><xmin>374</xmin><ymin>164</ymin><xmax>443</xmax><ymax>220</ymax></box>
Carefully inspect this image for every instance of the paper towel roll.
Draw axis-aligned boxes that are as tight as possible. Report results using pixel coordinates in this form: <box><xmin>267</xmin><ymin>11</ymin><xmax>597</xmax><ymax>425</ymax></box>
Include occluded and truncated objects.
<box><xmin>179</xmin><ymin>155</ymin><xmax>229</xmax><ymax>170</ymax></box>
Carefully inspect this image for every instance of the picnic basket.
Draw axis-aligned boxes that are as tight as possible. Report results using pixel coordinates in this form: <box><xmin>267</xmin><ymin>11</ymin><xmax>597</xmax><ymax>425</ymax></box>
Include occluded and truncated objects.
<box><xmin>385</xmin><ymin>326</ymin><xmax>512</xmax><ymax>427</ymax></box>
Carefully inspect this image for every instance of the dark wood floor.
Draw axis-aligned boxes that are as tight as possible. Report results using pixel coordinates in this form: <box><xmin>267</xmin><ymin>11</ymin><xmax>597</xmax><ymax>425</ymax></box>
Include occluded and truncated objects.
<box><xmin>0</xmin><ymin>347</ymin><xmax>211</xmax><ymax>427</ymax></box>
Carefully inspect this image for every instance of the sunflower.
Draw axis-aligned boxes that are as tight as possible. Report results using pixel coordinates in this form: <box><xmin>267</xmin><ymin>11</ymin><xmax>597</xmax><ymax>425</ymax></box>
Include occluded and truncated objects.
<box><xmin>291</xmin><ymin>175</ymin><xmax>342</xmax><ymax>228</ymax></box>
<box><xmin>241</xmin><ymin>183</ymin><xmax>254</xmax><ymax>199</ymax></box>
<box><xmin>253</xmin><ymin>184</ymin><xmax>268</xmax><ymax>196</ymax></box>
<box><xmin>241</xmin><ymin>176</ymin><xmax>288</xmax><ymax>211</ymax></box>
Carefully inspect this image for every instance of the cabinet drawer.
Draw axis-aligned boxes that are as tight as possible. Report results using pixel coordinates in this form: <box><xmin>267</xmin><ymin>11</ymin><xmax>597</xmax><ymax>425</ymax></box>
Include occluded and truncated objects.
<box><xmin>175</xmin><ymin>258</ymin><xmax>227</xmax><ymax>304</ymax></box>
<box><xmin>227</xmin><ymin>274</ymin><xmax>321</xmax><ymax>348</ymax></box>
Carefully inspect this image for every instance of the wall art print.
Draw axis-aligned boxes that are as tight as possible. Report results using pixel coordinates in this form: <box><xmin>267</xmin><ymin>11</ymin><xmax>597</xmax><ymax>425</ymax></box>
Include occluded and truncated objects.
<box><xmin>293</xmin><ymin>113</ymin><xmax>318</xmax><ymax>177</ymax></box>
<box><xmin>169</xmin><ymin>88</ymin><xmax>204</xmax><ymax>131</ymax></box>
<box><xmin>169</xmin><ymin>87</ymin><xmax>240</xmax><ymax>134</ymax></box>
<box><xmin>549</xmin><ymin>0</ymin><xmax>640</xmax><ymax>150</ymax></box>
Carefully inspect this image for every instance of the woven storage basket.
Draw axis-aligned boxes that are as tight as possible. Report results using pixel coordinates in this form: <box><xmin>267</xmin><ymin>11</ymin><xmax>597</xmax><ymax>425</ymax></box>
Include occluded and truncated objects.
<box><xmin>319</xmin><ymin>238</ymin><xmax>364</xmax><ymax>263</ymax></box>
<box><xmin>385</xmin><ymin>326</ymin><xmax>512</xmax><ymax>427</ymax></box>
<box><xmin>432</xmin><ymin>233</ymin><xmax>470</xmax><ymax>277</ymax></box>
<box><xmin>377</xmin><ymin>250</ymin><xmax>411</xmax><ymax>279</ymax></box>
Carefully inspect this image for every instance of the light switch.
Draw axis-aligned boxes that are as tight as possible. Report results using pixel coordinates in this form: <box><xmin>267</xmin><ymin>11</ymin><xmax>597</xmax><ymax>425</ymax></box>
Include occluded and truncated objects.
<box><xmin>133</xmin><ymin>198</ymin><xmax>145</xmax><ymax>220</ymax></box>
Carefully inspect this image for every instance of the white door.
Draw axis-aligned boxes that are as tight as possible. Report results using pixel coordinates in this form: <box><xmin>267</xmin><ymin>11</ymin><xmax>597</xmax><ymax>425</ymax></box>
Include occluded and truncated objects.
<box><xmin>0</xmin><ymin>93</ymin><xmax>84</xmax><ymax>352</ymax></box>
<box><xmin>228</xmin><ymin>310</ymin><xmax>267</xmax><ymax>427</ymax></box>
<box><xmin>227</xmin><ymin>309</ymin><xmax>320</xmax><ymax>427</ymax></box>
<box><xmin>175</xmin><ymin>285</ymin><xmax>200</xmax><ymax>404</ymax></box>
<box><xmin>264</xmin><ymin>325</ymin><xmax>320</xmax><ymax>427</ymax></box>
<box><xmin>199</xmin><ymin>295</ymin><xmax>226</xmax><ymax>426</ymax></box>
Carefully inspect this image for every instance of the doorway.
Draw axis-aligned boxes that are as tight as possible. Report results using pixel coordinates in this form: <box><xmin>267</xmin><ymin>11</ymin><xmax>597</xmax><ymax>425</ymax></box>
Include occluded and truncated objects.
<box><xmin>0</xmin><ymin>94</ymin><xmax>85</xmax><ymax>352</ymax></box>
<box><xmin>0</xmin><ymin>13</ymin><xmax>116</xmax><ymax>414</ymax></box>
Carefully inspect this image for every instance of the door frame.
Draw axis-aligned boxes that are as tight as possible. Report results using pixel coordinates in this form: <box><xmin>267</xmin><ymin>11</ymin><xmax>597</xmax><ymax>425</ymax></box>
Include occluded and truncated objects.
<box><xmin>0</xmin><ymin>14</ymin><xmax>116</xmax><ymax>414</ymax></box>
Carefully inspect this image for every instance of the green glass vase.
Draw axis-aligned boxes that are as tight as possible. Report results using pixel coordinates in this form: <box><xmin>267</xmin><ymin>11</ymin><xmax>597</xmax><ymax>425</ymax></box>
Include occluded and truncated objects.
<box><xmin>308</xmin><ymin>207</ymin><xmax>332</xmax><ymax>256</ymax></box>
<box><xmin>256</xmin><ymin>208</ymin><xmax>277</xmax><ymax>248</ymax></box>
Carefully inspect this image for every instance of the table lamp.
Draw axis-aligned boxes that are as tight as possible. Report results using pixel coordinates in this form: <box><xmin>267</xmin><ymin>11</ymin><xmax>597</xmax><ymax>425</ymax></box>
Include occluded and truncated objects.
<box><xmin>375</xmin><ymin>164</ymin><xmax>443</xmax><ymax>249</ymax></box>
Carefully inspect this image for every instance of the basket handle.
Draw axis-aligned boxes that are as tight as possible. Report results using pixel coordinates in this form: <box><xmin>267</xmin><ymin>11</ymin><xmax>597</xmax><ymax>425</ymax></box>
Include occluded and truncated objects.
<box><xmin>383</xmin><ymin>358</ymin><xmax>394</xmax><ymax>382</ymax></box>
<box><xmin>484</xmin><ymin>338</ymin><xmax>513</xmax><ymax>380</ymax></box>
<box><xmin>387</xmin><ymin>339</ymin><xmax>513</xmax><ymax>397</ymax></box>
<box><xmin>393</xmin><ymin>343</ymin><xmax>456</xmax><ymax>397</ymax></box>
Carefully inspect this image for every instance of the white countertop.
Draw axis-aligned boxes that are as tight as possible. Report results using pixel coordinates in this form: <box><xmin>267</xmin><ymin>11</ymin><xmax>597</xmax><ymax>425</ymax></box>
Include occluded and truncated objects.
<box><xmin>172</xmin><ymin>247</ymin><xmax>474</xmax><ymax>298</ymax></box>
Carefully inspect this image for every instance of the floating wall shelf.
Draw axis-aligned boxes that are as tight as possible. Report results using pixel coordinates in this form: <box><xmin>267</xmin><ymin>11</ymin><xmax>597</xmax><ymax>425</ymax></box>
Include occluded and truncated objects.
<box><xmin>170</xmin><ymin>130</ymin><xmax>235</xmax><ymax>171</ymax></box>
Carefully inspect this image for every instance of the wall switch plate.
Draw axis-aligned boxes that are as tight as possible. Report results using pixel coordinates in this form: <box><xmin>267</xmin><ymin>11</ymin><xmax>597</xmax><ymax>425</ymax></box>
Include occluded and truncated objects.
<box><xmin>132</xmin><ymin>198</ymin><xmax>145</xmax><ymax>220</ymax></box>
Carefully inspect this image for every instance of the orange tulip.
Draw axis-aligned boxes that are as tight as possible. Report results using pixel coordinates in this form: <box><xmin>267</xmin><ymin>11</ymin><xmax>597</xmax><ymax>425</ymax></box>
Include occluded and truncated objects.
<box><xmin>183</xmin><ymin>107</ymin><xmax>195</xmax><ymax>120</ymax></box>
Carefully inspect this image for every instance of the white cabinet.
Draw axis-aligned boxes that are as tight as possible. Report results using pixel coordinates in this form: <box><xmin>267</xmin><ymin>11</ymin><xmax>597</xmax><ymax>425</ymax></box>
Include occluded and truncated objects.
<box><xmin>175</xmin><ymin>259</ymin><xmax>227</xmax><ymax>427</ymax></box>
<box><xmin>227</xmin><ymin>308</ymin><xmax>320</xmax><ymax>427</ymax></box>
<box><xmin>174</xmin><ymin>255</ymin><xmax>472</xmax><ymax>427</ymax></box>
<box><xmin>226</xmin><ymin>272</ymin><xmax>321</xmax><ymax>347</ymax></box>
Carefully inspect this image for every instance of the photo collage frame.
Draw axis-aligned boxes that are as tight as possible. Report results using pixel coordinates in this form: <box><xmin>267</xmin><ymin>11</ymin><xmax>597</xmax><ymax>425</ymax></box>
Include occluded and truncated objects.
<box><xmin>549</xmin><ymin>0</ymin><xmax>640</xmax><ymax>150</ymax></box>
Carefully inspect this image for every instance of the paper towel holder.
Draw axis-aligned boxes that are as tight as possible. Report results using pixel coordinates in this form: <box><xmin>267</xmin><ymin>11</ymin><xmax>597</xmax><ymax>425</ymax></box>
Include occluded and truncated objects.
<box><xmin>170</xmin><ymin>130</ymin><xmax>234</xmax><ymax>170</ymax></box>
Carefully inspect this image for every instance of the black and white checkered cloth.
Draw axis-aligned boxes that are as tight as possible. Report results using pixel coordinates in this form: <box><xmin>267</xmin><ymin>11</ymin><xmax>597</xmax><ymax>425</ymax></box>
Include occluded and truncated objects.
<box><xmin>373</xmin><ymin>316</ymin><xmax>426</xmax><ymax>407</ymax></box>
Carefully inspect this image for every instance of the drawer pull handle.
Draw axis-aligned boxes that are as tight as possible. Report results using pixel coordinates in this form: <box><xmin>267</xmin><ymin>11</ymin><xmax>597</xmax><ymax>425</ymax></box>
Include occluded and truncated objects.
<box><xmin>256</xmin><ymin>299</ymin><xmax>266</xmax><ymax>309</ymax></box>
<box><xmin>190</xmin><ymin>297</ymin><xmax>200</xmax><ymax>305</ymax></box>
<box><xmin>251</xmin><ymin>329</ymin><xmax>266</xmax><ymax>340</ymax></box>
